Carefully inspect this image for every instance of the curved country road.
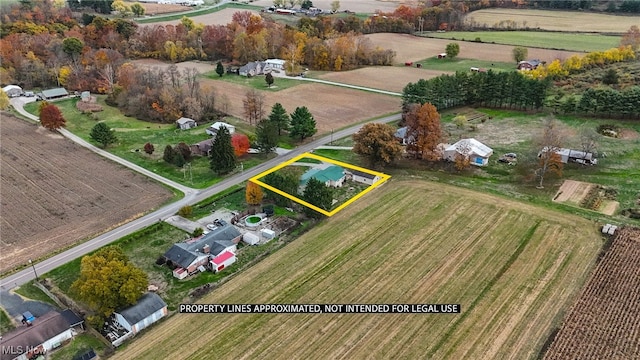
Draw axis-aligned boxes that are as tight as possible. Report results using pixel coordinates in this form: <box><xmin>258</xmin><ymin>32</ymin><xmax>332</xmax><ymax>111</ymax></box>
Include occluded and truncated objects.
<box><xmin>1</xmin><ymin>97</ymin><xmax>400</xmax><ymax>289</ymax></box>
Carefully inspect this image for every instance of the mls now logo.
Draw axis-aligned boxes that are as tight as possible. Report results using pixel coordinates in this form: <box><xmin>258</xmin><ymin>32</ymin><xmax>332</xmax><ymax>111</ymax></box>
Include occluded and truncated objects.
<box><xmin>1</xmin><ymin>345</ymin><xmax>43</xmax><ymax>355</ymax></box>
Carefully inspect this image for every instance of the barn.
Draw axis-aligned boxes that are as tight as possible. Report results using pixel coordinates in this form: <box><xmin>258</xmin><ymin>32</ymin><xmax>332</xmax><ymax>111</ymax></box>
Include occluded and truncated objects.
<box><xmin>2</xmin><ymin>84</ymin><xmax>23</xmax><ymax>97</ymax></box>
<box><xmin>210</xmin><ymin>251</ymin><xmax>236</xmax><ymax>273</ymax></box>
<box><xmin>347</xmin><ymin>169</ymin><xmax>381</xmax><ymax>185</ymax></box>
<box><xmin>114</xmin><ymin>293</ymin><xmax>168</xmax><ymax>335</ymax></box>
<box><xmin>243</xmin><ymin>232</ymin><xmax>260</xmax><ymax>245</ymax></box>
<box><xmin>444</xmin><ymin>138</ymin><xmax>493</xmax><ymax>166</ymax></box>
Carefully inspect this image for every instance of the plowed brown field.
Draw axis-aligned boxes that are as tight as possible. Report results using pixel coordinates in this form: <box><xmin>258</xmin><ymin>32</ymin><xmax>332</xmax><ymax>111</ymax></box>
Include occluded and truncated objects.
<box><xmin>0</xmin><ymin>115</ymin><xmax>172</xmax><ymax>274</ymax></box>
<box><xmin>544</xmin><ymin>227</ymin><xmax>640</xmax><ymax>360</ymax></box>
<box><xmin>112</xmin><ymin>180</ymin><xmax>601</xmax><ymax>360</ymax></box>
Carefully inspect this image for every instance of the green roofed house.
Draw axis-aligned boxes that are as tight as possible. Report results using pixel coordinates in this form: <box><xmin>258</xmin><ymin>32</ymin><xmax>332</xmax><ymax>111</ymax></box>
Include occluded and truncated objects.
<box><xmin>300</xmin><ymin>165</ymin><xmax>346</xmax><ymax>188</ymax></box>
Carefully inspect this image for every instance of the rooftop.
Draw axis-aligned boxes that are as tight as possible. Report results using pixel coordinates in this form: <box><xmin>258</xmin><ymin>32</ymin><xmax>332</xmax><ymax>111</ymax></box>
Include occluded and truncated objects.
<box><xmin>116</xmin><ymin>293</ymin><xmax>166</xmax><ymax>326</ymax></box>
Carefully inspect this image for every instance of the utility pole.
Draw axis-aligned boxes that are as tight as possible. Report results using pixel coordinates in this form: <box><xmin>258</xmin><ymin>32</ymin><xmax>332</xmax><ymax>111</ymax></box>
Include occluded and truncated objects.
<box><xmin>29</xmin><ymin>259</ymin><xmax>39</xmax><ymax>282</ymax></box>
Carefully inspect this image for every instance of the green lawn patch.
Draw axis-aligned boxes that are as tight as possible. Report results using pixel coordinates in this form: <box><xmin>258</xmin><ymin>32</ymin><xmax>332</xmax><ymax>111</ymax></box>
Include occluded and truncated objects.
<box><xmin>415</xmin><ymin>57</ymin><xmax>515</xmax><ymax>73</ymax></box>
<box><xmin>312</xmin><ymin>149</ymin><xmax>362</xmax><ymax>165</ymax></box>
<box><xmin>0</xmin><ymin>308</ymin><xmax>14</xmax><ymax>334</ymax></box>
<box><xmin>205</xmin><ymin>72</ymin><xmax>302</xmax><ymax>91</ymax></box>
<box><xmin>49</xmin><ymin>333</ymin><xmax>108</xmax><ymax>360</ymax></box>
<box><xmin>15</xmin><ymin>282</ymin><xmax>59</xmax><ymax>306</ymax></box>
<box><xmin>423</xmin><ymin>31</ymin><xmax>620</xmax><ymax>52</ymax></box>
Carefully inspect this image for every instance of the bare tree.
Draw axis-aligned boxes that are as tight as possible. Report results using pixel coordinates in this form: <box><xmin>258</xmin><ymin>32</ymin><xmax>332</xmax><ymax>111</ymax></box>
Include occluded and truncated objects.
<box><xmin>534</xmin><ymin>119</ymin><xmax>564</xmax><ymax>189</ymax></box>
<box><xmin>579</xmin><ymin>127</ymin><xmax>599</xmax><ymax>159</ymax></box>
<box><xmin>183</xmin><ymin>67</ymin><xmax>200</xmax><ymax>99</ymax></box>
<box><xmin>243</xmin><ymin>89</ymin><xmax>265</xmax><ymax>125</ymax></box>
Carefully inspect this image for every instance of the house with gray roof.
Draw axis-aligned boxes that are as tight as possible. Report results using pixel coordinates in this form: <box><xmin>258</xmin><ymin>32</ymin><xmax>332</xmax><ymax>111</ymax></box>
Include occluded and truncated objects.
<box><xmin>176</xmin><ymin>117</ymin><xmax>197</xmax><ymax>130</ymax></box>
<box><xmin>0</xmin><ymin>311</ymin><xmax>74</xmax><ymax>360</ymax></box>
<box><xmin>114</xmin><ymin>293</ymin><xmax>167</xmax><ymax>335</ymax></box>
<box><xmin>239</xmin><ymin>61</ymin><xmax>266</xmax><ymax>77</ymax></box>
<box><xmin>346</xmin><ymin>169</ymin><xmax>381</xmax><ymax>185</ymax></box>
<box><xmin>163</xmin><ymin>223</ymin><xmax>242</xmax><ymax>277</ymax></box>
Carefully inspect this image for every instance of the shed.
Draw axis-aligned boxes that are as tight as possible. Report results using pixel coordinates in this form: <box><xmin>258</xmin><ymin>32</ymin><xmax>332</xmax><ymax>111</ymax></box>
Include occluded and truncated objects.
<box><xmin>60</xmin><ymin>309</ymin><xmax>84</xmax><ymax>330</ymax></box>
<box><xmin>206</xmin><ymin>121</ymin><xmax>235</xmax><ymax>135</ymax></box>
<box><xmin>176</xmin><ymin>117</ymin><xmax>197</xmax><ymax>130</ymax></box>
<box><xmin>348</xmin><ymin>169</ymin><xmax>381</xmax><ymax>185</ymax></box>
<box><xmin>444</xmin><ymin>138</ymin><xmax>493</xmax><ymax>166</ymax></box>
<box><xmin>243</xmin><ymin>232</ymin><xmax>260</xmax><ymax>245</ymax></box>
<box><xmin>265</xmin><ymin>58</ymin><xmax>285</xmax><ymax>71</ymax></box>
<box><xmin>261</xmin><ymin>228</ymin><xmax>276</xmax><ymax>240</ymax></box>
<box><xmin>210</xmin><ymin>251</ymin><xmax>236</xmax><ymax>273</ymax></box>
<box><xmin>114</xmin><ymin>293</ymin><xmax>168</xmax><ymax>335</ymax></box>
<box><xmin>2</xmin><ymin>84</ymin><xmax>23</xmax><ymax>97</ymax></box>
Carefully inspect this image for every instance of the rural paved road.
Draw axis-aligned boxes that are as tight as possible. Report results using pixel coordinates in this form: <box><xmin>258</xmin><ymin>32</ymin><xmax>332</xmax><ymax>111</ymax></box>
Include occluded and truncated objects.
<box><xmin>2</xmin><ymin>97</ymin><xmax>401</xmax><ymax>289</ymax></box>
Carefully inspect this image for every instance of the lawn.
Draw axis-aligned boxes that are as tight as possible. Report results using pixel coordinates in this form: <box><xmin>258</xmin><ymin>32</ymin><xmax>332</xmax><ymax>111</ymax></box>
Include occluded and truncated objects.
<box><xmin>49</xmin><ymin>333</ymin><xmax>108</xmax><ymax>360</ymax></box>
<box><xmin>25</xmin><ymin>97</ymin><xmax>267</xmax><ymax>189</ymax></box>
<box><xmin>15</xmin><ymin>282</ymin><xmax>59</xmax><ymax>307</ymax></box>
<box><xmin>424</xmin><ymin>31</ymin><xmax>620</xmax><ymax>52</ymax></box>
<box><xmin>0</xmin><ymin>307</ymin><xmax>14</xmax><ymax>334</ymax></box>
<box><xmin>414</xmin><ymin>57</ymin><xmax>515</xmax><ymax>73</ymax></box>
<box><xmin>205</xmin><ymin>72</ymin><xmax>303</xmax><ymax>92</ymax></box>
<box><xmin>135</xmin><ymin>2</ymin><xmax>261</xmax><ymax>24</ymax></box>
<box><xmin>110</xmin><ymin>180</ymin><xmax>602</xmax><ymax>359</ymax></box>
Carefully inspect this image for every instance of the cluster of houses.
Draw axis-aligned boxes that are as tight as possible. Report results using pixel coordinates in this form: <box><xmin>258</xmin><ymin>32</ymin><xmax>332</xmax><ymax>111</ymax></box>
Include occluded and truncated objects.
<box><xmin>2</xmin><ymin>85</ymin><xmax>69</xmax><ymax>100</ymax></box>
<box><xmin>174</xmin><ymin>119</ymin><xmax>236</xmax><ymax>157</ymax></box>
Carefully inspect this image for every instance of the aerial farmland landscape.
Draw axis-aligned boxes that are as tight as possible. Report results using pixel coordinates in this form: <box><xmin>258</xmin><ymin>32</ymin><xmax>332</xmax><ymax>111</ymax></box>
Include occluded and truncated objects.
<box><xmin>1</xmin><ymin>0</ymin><xmax>639</xmax><ymax>359</ymax></box>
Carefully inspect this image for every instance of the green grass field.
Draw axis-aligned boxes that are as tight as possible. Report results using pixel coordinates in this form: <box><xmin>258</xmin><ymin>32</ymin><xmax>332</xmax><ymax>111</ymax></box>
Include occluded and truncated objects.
<box><xmin>110</xmin><ymin>180</ymin><xmax>602</xmax><ymax>359</ymax></box>
<box><xmin>0</xmin><ymin>307</ymin><xmax>14</xmax><ymax>334</ymax></box>
<box><xmin>414</xmin><ymin>57</ymin><xmax>515</xmax><ymax>72</ymax></box>
<box><xmin>15</xmin><ymin>282</ymin><xmax>59</xmax><ymax>307</ymax></box>
<box><xmin>135</xmin><ymin>3</ymin><xmax>261</xmax><ymax>24</ymax></box>
<box><xmin>205</xmin><ymin>72</ymin><xmax>302</xmax><ymax>91</ymax></box>
<box><xmin>49</xmin><ymin>333</ymin><xmax>108</xmax><ymax>360</ymax></box>
<box><xmin>424</xmin><ymin>31</ymin><xmax>620</xmax><ymax>52</ymax></box>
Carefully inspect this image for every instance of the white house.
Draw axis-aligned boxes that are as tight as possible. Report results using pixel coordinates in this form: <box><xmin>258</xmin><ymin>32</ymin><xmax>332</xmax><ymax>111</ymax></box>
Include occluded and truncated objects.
<box><xmin>114</xmin><ymin>293</ymin><xmax>168</xmax><ymax>335</ymax></box>
<box><xmin>444</xmin><ymin>138</ymin><xmax>493</xmax><ymax>166</ymax></box>
<box><xmin>206</xmin><ymin>121</ymin><xmax>235</xmax><ymax>136</ymax></box>
<box><xmin>0</xmin><ymin>311</ymin><xmax>75</xmax><ymax>360</ymax></box>
<box><xmin>264</xmin><ymin>59</ymin><xmax>286</xmax><ymax>72</ymax></box>
<box><xmin>347</xmin><ymin>169</ymin><xmax>381</xmax><ymax>185</ymax></box>
<box><xmin>176</xmin><ymin>117</ymin><xmax>197</xmax><ymax>130</ymax></box>
<box><xmin>210</xmin><ymin>250</ymin><xmax>236</xmax><ymax>273</ymax></box>
<box><xmin>2</xmin><ymin>84</ymin><xmax>23</xmax><ymax>97</ymax></box>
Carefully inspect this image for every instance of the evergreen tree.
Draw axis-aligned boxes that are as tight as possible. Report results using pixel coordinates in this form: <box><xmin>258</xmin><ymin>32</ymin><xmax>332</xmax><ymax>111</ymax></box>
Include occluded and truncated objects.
<box><xmin>215</xmin><ymin>61</ymin><xmax>224</xmax><ymax>77</ymax></box>
<box><xmin>265</xmin><ymin>72</ymin><xmax>274</xmax><ymax>87</ymax></box>
<box><xmin>289</xmin><ymin>106</ymin><xmax>317</xmax><ymax>141</ymax></box>
<box><xmin>209</xmin><ymin>126</ymin><xmax>236</xmax><ymax>175</ymax></box>
<box><xmin>268</xmin><ymin>103</ymin><xmax>289</xmax><ymax>135</ymax></box>
<box><xmin>255</xmin><ymin>118</ymin><xmax>278</xmax><ymax>154</ymax></box>
<box><xmin>90</xmin><ymin>122</ymin><xmax>118</xmax><ymax>148</ymax></box>
<box><xmin>302</xmin><ymin>178</ymin><xmax>333</xmax><ymax>217</ymax></box>
<box><xmin>163</xmin><ymin>145</ymin><xmax>175</xmax><ymax>164</ymax></box>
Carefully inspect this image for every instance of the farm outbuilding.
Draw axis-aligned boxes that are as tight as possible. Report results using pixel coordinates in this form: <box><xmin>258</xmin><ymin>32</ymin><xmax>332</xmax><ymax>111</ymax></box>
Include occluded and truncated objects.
<box><xmin>176</xmin><ymin>117</ymin><xmax>197</xmax><ymax>130</ymax></box>
<box><xmin>444</xmin><ymin>138</ymin><xmax>493</xmax><ymax>166</ymax></box>
<box><xmin>261</xmin><ymin>228</ymin><xmax>276</xmax><ymax>240</ymax></box>
<box><xmin>437</xmin><ymin>53</ymin><xmax>447</xmax><ymax>59</ymax></box>
<box><xmin>114</xmin><ymin>293</ymin><xmax>168</xmax><ymax>335</ymax></box>
<box><xmin>38</xmin><ymin>87</ymin><xmax>69</xmax><ymax>100</ymax></box>
<box><xmin>300</xmin><ymin>165</ymin><xmax>346</xmax><ymax>188</ymax></box>
<box><xmin>2</xmin><ymin>84</ymin><xmax>23</xmax><ymax>97</ymax></box>
<box><xmin>243</xmin><ymin>232</ymin><xmax>260</xmax><ymax>245</ymax></box>
<box><xmin>210</xmin><ymin>251</ymin><xmax>236</xmax><ymax>273</ymax></box>
<box><xmin>206</xmin><ymin>121</ymin><xmax>235</xmax><ymax>135</ymax></box>
<box><xmin>347</xmin><ymin>169</ymin><xmax>381</xmax><ymax>185</ymax></box>
<box><xmin>538</xmin><ymin>147</ymin><xmax>597</xmax><ymax>165</ymax></box>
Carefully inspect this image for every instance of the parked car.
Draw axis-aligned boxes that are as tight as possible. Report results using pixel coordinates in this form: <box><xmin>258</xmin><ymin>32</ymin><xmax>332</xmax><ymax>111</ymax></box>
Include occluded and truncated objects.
<box><xmin>206</xmin><ymin>224</ymin><xmax>217</xmax><ymax>231</ymax></box>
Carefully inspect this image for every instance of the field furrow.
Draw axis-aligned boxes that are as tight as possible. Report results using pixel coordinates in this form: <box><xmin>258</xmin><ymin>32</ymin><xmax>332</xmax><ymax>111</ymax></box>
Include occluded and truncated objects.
<box><xmin>112</xmin><ymin>180</ymin><xmax>601</xmax><ymax>360</ymax></box>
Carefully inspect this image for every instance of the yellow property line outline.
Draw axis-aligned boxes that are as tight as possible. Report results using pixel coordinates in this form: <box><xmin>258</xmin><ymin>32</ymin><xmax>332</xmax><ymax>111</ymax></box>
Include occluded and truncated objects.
<box><xmin>249</xmin><ymin>153</ymin><xmax>391</xmax><ymax>216</ymax></box>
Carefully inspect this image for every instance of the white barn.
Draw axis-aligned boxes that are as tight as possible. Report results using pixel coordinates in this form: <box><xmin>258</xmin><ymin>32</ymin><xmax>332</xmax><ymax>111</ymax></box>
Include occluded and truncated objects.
<box><xmin>206</xmin><ymin>121</ymin><xmax>235</xmax><ymax>136</ymax></box>
<box><xmin>114</xmin><ymin>293</ymin><xmax>168</xmax><ymax>335</ymax></box>
<box><xmin>176</xmin><ymin>117</ymin><xmax>197</xmax><ymax>130</ymax></box>
<box><xmin>444</xmin><ymin>138</ymin><xmax>493</xmax><ymax>166</ymax></box>
<box><xmin>2</xmin><ymin>84</ymin><xmax>23</xmax><ymax>97</ymax></box>
<box><xmin>347</xmin><ymin>169</ymin><xmax>381</xmax><ymax>185</ymax></box>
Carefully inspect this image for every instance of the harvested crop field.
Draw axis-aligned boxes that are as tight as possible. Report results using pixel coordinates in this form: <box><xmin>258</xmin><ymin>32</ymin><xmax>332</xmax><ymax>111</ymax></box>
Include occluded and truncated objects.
<box><xmin>318</xmin><ymin>66</ymin><xmax>448</xmax><ymax>93</ymax></box>
<box><xmin>139</xmin><ymin>3</ymin><xmax>186</xmax><ymax>16</ymax></box>
<box><xmin>0</xmin><ymin>115</ymin><xmax>172</xmax><ymax>274</ymax></box>
<box><xmin>112</xmin><ymin>180</ymin><xmax>601</xmax><ymax>360</ymax></box>
<box><xmin>132</xmin><ymin>59</ymin><xmax>402</xmax><ymax>133</ymax></box>
<box><xmin>466</xmin><ymin>9</ymin><xmax>640</xmax><ymax>33</ymax></box>
<box><xmin>543</xmin><ymin>227</ymin><xmax>640</xmax><ymax>360</ymax></box>
<box><xmin>366</xmin><ymin>33</ymin><xmax>583</xmax><ymax>64</ymax></box>
<box><xmin>553</xmin><ymin>180</ymin><xmax>594</xmax><ymax>205</ymax></box>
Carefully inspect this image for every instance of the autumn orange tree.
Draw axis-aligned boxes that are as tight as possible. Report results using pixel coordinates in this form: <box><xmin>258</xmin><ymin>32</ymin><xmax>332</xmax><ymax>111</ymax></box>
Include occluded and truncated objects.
<box><xmin>39</xmin><ymin>103</ymin><xmax>66</xmax><ymax>130</ymax></box>
<box><xmin>246</xmin><ymin>181</ymin><xmax>264</xmax><ymax>206</ymax></box>
<box><xmin>405</xmin><ymin>102</ymin><xmax>443</xmax><ymax>161</ymax></box>
<box><xmin>621</xmin><ymin>25</ymin><xmax>640</xmax><ymax>50</ymax></box>
<box><xmin>232</xmin><ymin>134</ymin><xmax>250</xmax><ymax>157</ymax></box>
<box><xmin>352</xmin><ymin>123</ymin><xmax>403</xmax><ymax>168</ymax></box>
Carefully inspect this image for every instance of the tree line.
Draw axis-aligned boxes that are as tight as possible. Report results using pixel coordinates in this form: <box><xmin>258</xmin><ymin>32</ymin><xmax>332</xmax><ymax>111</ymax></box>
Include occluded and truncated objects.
<box><xmin>557</xmin><ymin>86</ymin><xmax>640</xmax><ymax>118</ymax></box>
<box><xmin>403</xmin><ymin>71</ymin><xmax>550</xmax><ymax>111</ymax></box>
